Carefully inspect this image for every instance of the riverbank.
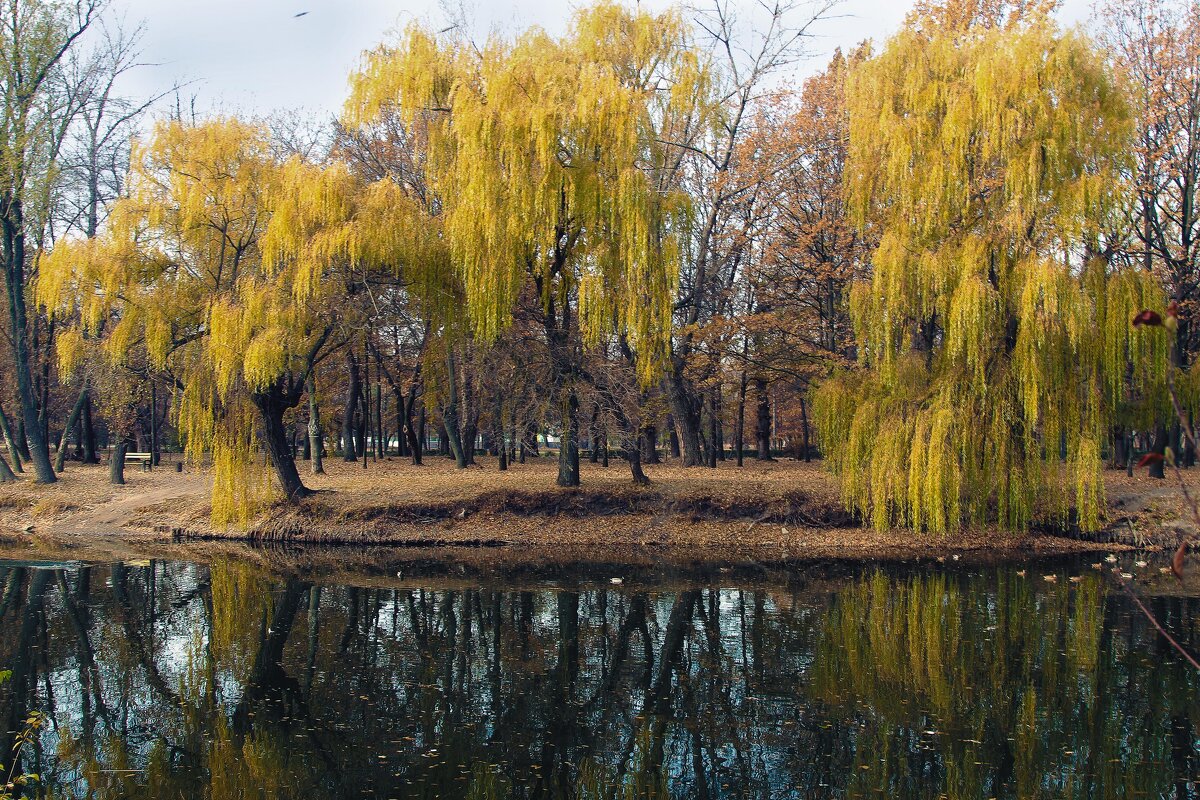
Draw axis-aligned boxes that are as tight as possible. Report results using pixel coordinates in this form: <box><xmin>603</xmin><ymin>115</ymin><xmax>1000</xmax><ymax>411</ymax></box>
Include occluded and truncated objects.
<box><xmin>0</xmin><ymin>456</ymin><xmax>1189</xmax><ymax>561</ymax></box>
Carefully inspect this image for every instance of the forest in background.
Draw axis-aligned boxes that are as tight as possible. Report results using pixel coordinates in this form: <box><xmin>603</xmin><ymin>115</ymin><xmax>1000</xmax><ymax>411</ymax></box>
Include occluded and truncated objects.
<box><xmin>2</xmin><ymin>0</ymin><xmax>1198</xmax><ymax>534</ymax></box>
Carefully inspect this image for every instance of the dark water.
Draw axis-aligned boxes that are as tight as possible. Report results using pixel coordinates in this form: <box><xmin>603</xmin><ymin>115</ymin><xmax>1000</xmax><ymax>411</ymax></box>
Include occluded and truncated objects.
<box><xmin>1</xmin><ymin>555</ymin><xmax>1199</xmax><ymax>799</ymax></box>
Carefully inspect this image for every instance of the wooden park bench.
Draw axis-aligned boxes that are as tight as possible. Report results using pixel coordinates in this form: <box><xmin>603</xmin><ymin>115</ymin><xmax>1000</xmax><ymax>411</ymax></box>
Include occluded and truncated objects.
<box><xmin>124</xmin><ymin>452</ymin><xmax>154</xmax><ymax>471</ymax></box>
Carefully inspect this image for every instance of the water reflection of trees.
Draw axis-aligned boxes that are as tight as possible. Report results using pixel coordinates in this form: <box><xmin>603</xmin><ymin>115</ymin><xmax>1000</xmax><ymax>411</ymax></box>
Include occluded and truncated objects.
<box><xmin>0</xmin><ymin>561</ymin><xmax>1197</xmax><ymax>799</ymax></box>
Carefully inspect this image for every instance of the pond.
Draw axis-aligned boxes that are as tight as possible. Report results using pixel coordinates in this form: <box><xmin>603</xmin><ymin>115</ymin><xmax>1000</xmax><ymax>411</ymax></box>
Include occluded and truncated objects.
<box><xmin>0</xmin><ymin>553</ymin><xmax>1198</xmax><ymax>798</ymax></box>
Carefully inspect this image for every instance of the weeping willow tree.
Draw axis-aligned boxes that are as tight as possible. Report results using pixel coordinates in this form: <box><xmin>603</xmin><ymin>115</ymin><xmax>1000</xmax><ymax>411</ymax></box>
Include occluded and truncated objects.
<box><xmin>812</xmin><ymin>0</ymin><xmax>1165</xmax><ymax>534</ymax></box>
<box><xmin>345</xmin><ymin>2</ymin><xmax>710</xmax><ymax>486</ymax></box>
<box><xmin>39</xmin><ymin>118</ymin><xmax>441</xmax><ymax>525</ymax></box>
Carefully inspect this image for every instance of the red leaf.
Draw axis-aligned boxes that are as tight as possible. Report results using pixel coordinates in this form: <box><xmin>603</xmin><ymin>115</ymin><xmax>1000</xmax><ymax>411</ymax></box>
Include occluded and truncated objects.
<box><xmin>1133</xmin><ymin>310</ymin><xmax>1164</xmax><ymax>328</ymax></box>
<box><xmin>1172</xmin><ymin>539</ymin><xmax>1188</xmax><ymax>581</ymax></box>
<box><xmin>1167</xmin><ymin>300</ymin><xmax>1181</xmax><ymax>319</ymax></box>
<box><xmin>1137</xmin><ymin>453</ymin><xmax>1165</xmax><ymax>467</ymax></box>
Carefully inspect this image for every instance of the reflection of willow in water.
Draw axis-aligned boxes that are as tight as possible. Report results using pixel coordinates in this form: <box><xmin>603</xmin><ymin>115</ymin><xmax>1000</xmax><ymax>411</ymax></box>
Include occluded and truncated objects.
<box><xmin>811</xmin><ymin>570</ymin><xmax>1200</xmax><ymax>799</ymax></box>
<box><xmin>0</xmin><ymin>560</ymin><xmax>1198</xmax><ymax>799</ymax></box>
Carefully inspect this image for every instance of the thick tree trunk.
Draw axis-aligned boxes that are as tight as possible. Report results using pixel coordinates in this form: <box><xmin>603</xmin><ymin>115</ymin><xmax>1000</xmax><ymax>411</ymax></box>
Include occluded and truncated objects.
<box><xmin>664</xmin><ymin>370</ymin><xmax>703</xmax><ymax>467</ymax></box>
<box><xmin>704</xmin><ymin>394</ymin><xmax>719</xmax><ymax>468</ymax></box>
<box><xmin>641</xmin><ymin>424</ymin><xmax>660</xmax><ymax>464</ymax></box>
<box><xmin>755</xmin><ymin>378</ymin><xmax>774</xmax><ymax>461</ymax></box>
<box><xmin>14</xmin><ymin>417</ymin><xmax>29</xmax><ymax>461</ymax></box>
<box><xmin>54</xmin><ymin>385</ymin><xmax>89</xmax><ymax>473</ymax></box>
<box><xmin>557</xmin><ymin>388</ymin><xmax>581</xmax><ymax>487</ymax></box>
<box><xmin>254</xmin><ymin>390</ymin><xmax>313</xmax><ymax>502</ymax></box>
<box><xmin>666</xmin><ymin>414</ymin><xmax>681</xmax><ymax>459</ymax></box>
<box><xmin>2</xmin><ymin>200</ymin><xmax>55</xmax><ymax>483</ymax></box>
<box><xmin>627</xmin><ymin>429</ymin><xmax>649</xmax><ymax>485</ymax></box>
<box><xmin>110</xmin><ymin>439</ymin><xmax>127</xmax><ymax>485</ymax></box>
<box><xmin>81</xmin><ymin>395</ymin><xmax>98</xmax><ymax>464</ymax></box>
<box><xmin>461</xmin><ymin>416</ymin><xmax>478</xmax><ymax>466</ymax></box>
<box><xmin>0</xmin><ymin>451</ymin><xmax>14</xmax><ymax>483</ymax></box>
<box><xmin>1111</xmin><ymin>425</ymin><xmax>1127</xmax><ymax>471</ymax></box>
<box><xmin>1150</xmin><ymin>424</ymin><xmax>1168</xmax><ymax>479</ymax></box>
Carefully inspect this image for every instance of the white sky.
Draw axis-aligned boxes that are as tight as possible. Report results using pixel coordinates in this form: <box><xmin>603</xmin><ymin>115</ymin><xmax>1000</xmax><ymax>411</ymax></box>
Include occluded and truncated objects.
<box><xmin>106</xmin><ymin>0</ymin><xmax>1095</xmax><ymax>120</ymax></box>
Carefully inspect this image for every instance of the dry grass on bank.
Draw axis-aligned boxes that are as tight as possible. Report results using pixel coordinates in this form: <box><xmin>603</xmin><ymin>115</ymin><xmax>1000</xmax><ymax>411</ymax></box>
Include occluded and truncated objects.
<box><xmin>0</xmin><ymin>453</ymin><xmax>1191</xmax><ymax>556</ymax></box>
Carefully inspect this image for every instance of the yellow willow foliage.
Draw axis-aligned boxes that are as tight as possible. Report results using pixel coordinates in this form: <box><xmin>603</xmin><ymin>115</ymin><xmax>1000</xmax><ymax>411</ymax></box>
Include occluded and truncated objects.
<box><xmin>38</xmin><ymin>118</ymin><xmax>440</xmax><ymax>526</ymax></box>
<box><xmin>811</xmin><ymin>570</ymin><xmax>1104</xmax><ymax>725</ymax></box>
<box><xmin>208</xmin><ymin>561</ymin><xmax>276</xmax><ymax>684</ymax></box>
<box><xmin>814</xmin><ymin>5</ymin><xmax>1145</xmax><ymax>534</ymax></box>
<box><xmin>345</xmin><ymin>2</ymin><xmax>710</xmax><ymax>382</ymax></box>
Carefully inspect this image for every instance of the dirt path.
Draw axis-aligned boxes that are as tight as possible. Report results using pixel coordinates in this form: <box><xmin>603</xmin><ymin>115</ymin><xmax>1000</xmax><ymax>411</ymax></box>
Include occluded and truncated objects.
<box><xmin>60</xmin><ymin>477</ymin><xmax>207</xmax><ymax>534</ymax></box>
<box><xmin>0</xmin><ymin>466</ymin><xmax>209</xmax><ymax>538</ymax></box>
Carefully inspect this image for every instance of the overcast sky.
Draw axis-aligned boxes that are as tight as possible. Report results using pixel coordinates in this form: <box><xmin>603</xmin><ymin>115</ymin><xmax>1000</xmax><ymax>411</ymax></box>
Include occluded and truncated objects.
<box><xmin>107</xmin><ymin>0</ymin><xmax>1095</xmax><ymax>121</ymax></box>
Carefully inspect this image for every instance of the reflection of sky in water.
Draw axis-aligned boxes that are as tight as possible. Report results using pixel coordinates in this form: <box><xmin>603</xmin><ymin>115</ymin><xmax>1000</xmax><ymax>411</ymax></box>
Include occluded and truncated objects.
<box><xmin>2</xmin><ymin>557</ymin><xmax>1198</xmax><ymax>798</ymax></box>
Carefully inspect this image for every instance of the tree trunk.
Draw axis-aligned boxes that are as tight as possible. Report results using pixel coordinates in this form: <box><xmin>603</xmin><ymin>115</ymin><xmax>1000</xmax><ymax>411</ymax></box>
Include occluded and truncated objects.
<box><xmin>81</xmin><ymin>395</ymin><xmax>98</xmax><ymax>464</ymax></box>
<box><xmin>150</xmin><ymin>383</ymin><xmax>160</xmax><ymax>466</ymax></box>
<box><xmin>666</xmin><ymin>414</ymin><xmax>681</xmax><ymax>459</ymax></box>
<box><xmin>755</xmin><ymin>378</ymin><xmax>774</xmax><ymax>461</ymax></box>
<box><xmin>342</xmin><ymin>351</ymin><xmax>360</xmax><ymax>461</ymax></box>
<box><xmin>496</xmin><ymin>399</ymin><xmax>508</xmax><ymax>471</ymax></box>
<box><xmin>404</xmin><ymin>387</ymin><xmax>422</xmax><ymax>466</ymax></box>
<box><xmin>2</xmin><ymin>200</ymin><xmax>55</xmax><ymax>483</ymax></box>
<box><xmin>461</xmin><ymin>415</ymin><xmax>478</xmax><ymax>466</ymax></box>
<box><xmin>734</xmin><ymin>372</ymin><xmax>747</xmax><ymax>467</ymax></box>
<box><xmin>374</xmin><ymin>351</ymin><xmax>384</xmax><ymax>460</ymax></box>
<box><xmin>627</xmin><ymin>428</ymin><xmax>649</xmax><ymax>485</ymax></box>
<box><xmin>557</xmin><ymin>387</ymin><xmax>580</xmax><ymax>488</ymax></box>
<box><xmin>308</xmin><ymin>375</ymin><xmax>325</xmax><ymax>475</ymax></box>
<box><xmin>1111</xmin><ymin>425</ymin><xmax>1127</xmax><ymax>471</ymax></box>
<box><xmin>54</xmin><ymin>385</ymin><xmax>89</xmax><ymax>473</ymax></box>
<box><xmin>0</xmin><ymin>451</ymin><xmax>14</xmax><ymax>483</ymax></box>
<box><xmin>110</xmin><ymin>439</ymin><xmax>127</xmax><ymax>485</ymax></box>
<box><xmin>442</xmin><ymin>348</ymin><xmax>469</xmax><ymax>468</ymax></box>
<box><xmin>664</xmin><ymin>370</ymin><xmax>703</xmax><ymax>467</ymax></box>
<box><xmin>589</xmin><ymin>404</ymin><xmax>601</xmax><ymax>464</ymax></box>
<box><xmin>459</xmin><ymin>364</ymin><xmax>478</xmax><ymax>467</ymax></box>
<box><xmin>705</xmin><ymin>394</ymin><xmax>719</xmax><ymax>468</ymax></box>
<box><xmin>641</xmin><ymin>425</ymin><xmax>660</xmax><ymax>464</ymax></box>
<box><xmin>360</xmin><ymin>350</ymin><xmax>370</xmax><ymax>469</ymax></box>
<box><xmin>1150</xmin><ymin>424</ymin><xmax>1168</xmax><ymax>479</ymax></box>
<box><xmin>13</xmin><ymin>417</ymin><xmax>29</xmax><ymax>461</ymax></box>
<box><xmin>0</xmin><ymin>404</ymin><xmax>22</xmax><ymax>473</ymax></box>
<box><xmin>254</xmin><ymin>390</ymin><xmax>313</xmax><ymax>502</ymax></box>
<box><xmin>799</xmin><ymin>396</ymin><xmax>811</xmax><ymax>462</ymax></box>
